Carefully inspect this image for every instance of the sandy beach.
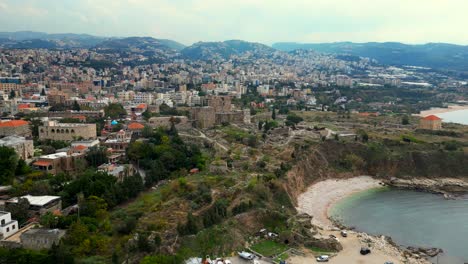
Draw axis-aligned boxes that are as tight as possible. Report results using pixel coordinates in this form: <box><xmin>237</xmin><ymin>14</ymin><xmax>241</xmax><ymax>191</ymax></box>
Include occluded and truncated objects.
<box><xmin>417</xmin><ymin>104</ymin><xmax>468</xmax><ymax>117</ymax></box>
<box><xmin>294</xmin><ymin>176</ymin><xmax>430</xmax><ymax>264</ymax></box>
<box><xmin>297</xmin><ymin>176</ymin><xmax>383</xmax><ymax>229</ymax></box>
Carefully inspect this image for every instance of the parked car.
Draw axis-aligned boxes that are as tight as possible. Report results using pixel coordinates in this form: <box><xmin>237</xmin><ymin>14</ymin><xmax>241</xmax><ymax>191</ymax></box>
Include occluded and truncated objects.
<box><xmin>238</xmin><ymin>251</ymin><xmax>255</xmax><ymax>260</ymax></box>
<box><xmin>360</xmin><ymin>247</ymin><xmax>371</xmax><ymax>255</ymax></box>
<box><xmin>316</xmin><ymin>255</ymin><xmax>329</xmax><ymax>262</ymax></box>
<box><xmin>384</xmin><ymin>262</ymin><xmax>394</xmax><ymax>264</ymax></box>
<box><xmin>340</xmin><ymin>230</ymin><xmax>348</xmax><ymax>237</ymax></box>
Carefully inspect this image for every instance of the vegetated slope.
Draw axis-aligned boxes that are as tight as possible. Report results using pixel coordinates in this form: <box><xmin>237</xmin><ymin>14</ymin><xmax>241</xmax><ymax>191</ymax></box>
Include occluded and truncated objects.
<box><xmin>273</xmin><ymin>42</ymin><xmax>468</xmax><ymax>70</ymax></box>
<box><xmin>285</xmin><ymin>140</ymin><xmax>468</xmax><ymax>204</ymax></box>
<box><xmin>181</xmin><ymin>40</ymin><xmax>276</xmax><ymax>60</ymax></box>
<box><xmin>95</xmin><ymin>37</ymin><xmax>185</xmax><ymax>51</ymax></box>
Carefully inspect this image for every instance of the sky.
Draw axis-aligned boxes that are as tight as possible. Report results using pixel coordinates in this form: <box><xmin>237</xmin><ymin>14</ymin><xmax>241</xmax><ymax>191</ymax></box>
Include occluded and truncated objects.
<box><xmin>0</xmin><ymin>0</ymin><xmax>467</xmax><ymax>45</ymax></box>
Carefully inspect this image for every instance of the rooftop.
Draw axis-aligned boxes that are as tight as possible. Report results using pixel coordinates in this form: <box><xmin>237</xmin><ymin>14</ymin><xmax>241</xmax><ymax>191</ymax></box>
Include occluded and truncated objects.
<box><xmin>0</xmin><ymin>136</ymin><xmax>30</xmax><ymax>146</ymax></box>
<box><xmin>20</xmin><ymin>228</ymin><xmax>66</xmax><ymax>238</ymax></box>
<box><xmin>423</xmin><ymin>115</ymin><xmax>442</xmax><ymax>121</ymax></box>
<box><xmin>8</xmin><ymin>195</ymin><xmax>61</xmax><ymax>207</ymax></box>
<box><xmin>0</xmin><ymin>120</ymin><xmax>29</xmax><ymax>128</ymax></box>
<box><xmin>38</xmin><ymin>152</ymin><xmax>68</xmax><ymax>160</ymax></box>
<box><xmin>128</xmin><ymin>122</ymin><xmax>144</xmax><ymax>130</ymax></box>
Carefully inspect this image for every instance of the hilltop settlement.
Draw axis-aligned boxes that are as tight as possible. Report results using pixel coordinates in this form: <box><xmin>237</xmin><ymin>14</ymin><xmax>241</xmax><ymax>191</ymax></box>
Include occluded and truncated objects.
<box><xmin>0</xmin><ymin>35</ymin><xmax>467</xmax><ymax>263</ymax></box>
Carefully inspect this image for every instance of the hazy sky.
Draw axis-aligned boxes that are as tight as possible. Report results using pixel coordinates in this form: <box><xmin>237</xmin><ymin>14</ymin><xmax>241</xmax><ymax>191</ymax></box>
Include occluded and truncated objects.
<box><xmin>0</xmin><ymin>0</ymin><xmax>467</xmax><ymax>45</ymax></box>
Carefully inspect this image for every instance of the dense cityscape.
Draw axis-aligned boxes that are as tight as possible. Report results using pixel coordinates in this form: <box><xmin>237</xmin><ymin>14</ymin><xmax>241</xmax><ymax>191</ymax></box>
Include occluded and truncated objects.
<box><xmin>0</xmin><ymin>5</ymin><xmax>467</xmax><ymax>264</ymax></box>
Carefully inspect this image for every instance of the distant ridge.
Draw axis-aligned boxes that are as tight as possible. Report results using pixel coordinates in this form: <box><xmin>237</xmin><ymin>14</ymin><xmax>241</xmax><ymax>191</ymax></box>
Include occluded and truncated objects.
<box><xmin>272</xmin><ymin>42</ymin><xmax>468</xmax><ymax>70</ymax></box>
<box><xmin>0</xmin><ymin>31</ymin><xmax>185</xmax><ymax>50</ymax></box>
<box><xmin>181</xmin><ymin>40</ymin><xmax>276</xmax><ymax>60</ymax></box>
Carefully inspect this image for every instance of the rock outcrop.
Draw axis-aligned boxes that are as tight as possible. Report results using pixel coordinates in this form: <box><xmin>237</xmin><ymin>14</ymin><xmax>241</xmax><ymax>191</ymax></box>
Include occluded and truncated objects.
<box><xmin>387</xmin><ymin>177</ymin><xmax>468</xmax><ymax>195</ymax></box>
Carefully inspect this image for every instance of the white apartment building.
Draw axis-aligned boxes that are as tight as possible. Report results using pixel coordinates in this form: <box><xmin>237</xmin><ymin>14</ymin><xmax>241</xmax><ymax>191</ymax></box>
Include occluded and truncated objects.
<box><xmin>0</xmin><ymin>211</ymin><xmax>19</xmax><ymax>239</ymax></box>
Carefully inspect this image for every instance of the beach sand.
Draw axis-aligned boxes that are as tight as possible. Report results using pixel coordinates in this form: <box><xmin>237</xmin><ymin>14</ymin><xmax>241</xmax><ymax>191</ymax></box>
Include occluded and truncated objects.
<box><xmin>297</xmin><ymin>176</ymin><xmax>382</xmax><ymax>229</ymax></box>
<box><xmin>417</xmin><ymin>104</ymin><xmax>468</xmax><ymax>117</ymax></box>
<box><xmin>294</xmin><ymin>176</ymin><xmax>430</xmax><ymax>264</ymax></box>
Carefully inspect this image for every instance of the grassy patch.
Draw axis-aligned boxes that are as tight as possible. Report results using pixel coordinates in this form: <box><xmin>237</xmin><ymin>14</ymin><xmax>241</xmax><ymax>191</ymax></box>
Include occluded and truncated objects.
<box><xmin>307</xmin><ymin>246</ymin><xmax>335</xmax><ymax>254</ymax></box>
<box><xmin>250</xmin><ymin>240</ymin><xmax>288</xmax><ymax>257</ymax></box>
<box><xmin>274</xmin><ymin>252</ymin><xmax>289</xmax><ymax>262</ymax></box>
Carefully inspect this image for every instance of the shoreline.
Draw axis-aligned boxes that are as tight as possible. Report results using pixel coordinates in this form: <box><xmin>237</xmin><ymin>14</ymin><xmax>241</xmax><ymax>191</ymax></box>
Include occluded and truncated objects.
<box><xmin>295</xmin><ymin>176</ymin><xmax>432</xmax><ymax>264</ymax></box>
<box><xmin>297</xmin><ymin>176</ymin><xmax>383</xmax><ymax>230</ymax></box>
<box><xmin>416</xmin><ymin>104</ymin><xmax>468</xmax><ymax>117</ymax></box>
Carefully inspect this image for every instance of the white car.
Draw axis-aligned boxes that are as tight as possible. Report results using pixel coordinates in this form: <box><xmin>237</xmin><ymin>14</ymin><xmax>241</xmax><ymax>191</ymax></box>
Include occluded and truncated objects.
<box><xmin>238</xmin><ymin>251</ymin><xmax>255</xmax><ymax>260</ymax></box>
<box><xmin>316</xmin><ymin>255</ymin><xmax>329</xmax><ymax>262</ymax></box>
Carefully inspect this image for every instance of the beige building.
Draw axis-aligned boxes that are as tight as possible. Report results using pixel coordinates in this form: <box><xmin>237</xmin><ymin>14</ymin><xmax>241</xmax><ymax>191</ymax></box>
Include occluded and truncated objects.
<box><xmin>419</xmin><ymin>115</ymin><xmax>442</xmax><ymax>130</ymax></box>
<box><xmin>0</xmin><ymin>136</ymin><xmax>34</xmax><ymax>161</ymax></box>
<box><xmin>148</xmin><ymin>116</ymin><xmax>190</xmax><ymax>129</ymax></box>
<box><xmin>39</xmin><ymin>121</ymin><xmax>97</xmax><ymax>141</ymax></box>
<box><xmin>33</xmin><ymin>152</ymin><xmax>86</xmax><ymax>175</ymax></box>
<box><xmin>0</xmin><ymin>120</ymin><xmax>31</xmax><ymax>137</ymax></box>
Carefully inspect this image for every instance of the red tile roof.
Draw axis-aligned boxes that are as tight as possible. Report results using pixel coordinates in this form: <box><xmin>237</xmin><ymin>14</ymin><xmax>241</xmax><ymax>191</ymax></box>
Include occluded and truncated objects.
<box><xmin>136</xmin><ymin>103</ymin><xmax>146</xmax><ymax>109</ymax></box>
<box><xmin>0</xmin><ymin>120</ymin><xmax>29</xmax><ymax>127</ymax></box>
<box><xmin>18</xmin><ymin>104</ymin><xmax>30</xmax><ymax>109</ymax></box>
<box><xmin>73</xmin><ymin>145</ymin><xmax>87</xmax><ymax>151</ymax></box>
<box><xmin>423</xmin><ymin>115</ymin><xmax>441</xmax><ymax>121</ymax></box>
<box><xmin>128</xmin><ymin>123</ymin><xmax>144</xmax><ymax>130</ymax></box>
<box><xmin>33</xmin><ymin>161</ymin><xmax>52</xmax><ymax>167</ymax></box>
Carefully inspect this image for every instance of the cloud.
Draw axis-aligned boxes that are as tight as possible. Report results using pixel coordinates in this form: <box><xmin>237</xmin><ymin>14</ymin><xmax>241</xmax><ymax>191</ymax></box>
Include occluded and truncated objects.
<box><xmin>0</xmin><ymin>0</ymin><xmax>467</xmax><ymax>45</ymax></box>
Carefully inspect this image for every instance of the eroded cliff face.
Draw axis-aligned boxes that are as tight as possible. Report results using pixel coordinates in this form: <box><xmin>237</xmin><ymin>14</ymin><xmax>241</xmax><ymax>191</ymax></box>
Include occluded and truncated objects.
<box><xmin>284</xmin><ymin>140</ymin><xmax>468</xmax><ymax>205</ymax></box>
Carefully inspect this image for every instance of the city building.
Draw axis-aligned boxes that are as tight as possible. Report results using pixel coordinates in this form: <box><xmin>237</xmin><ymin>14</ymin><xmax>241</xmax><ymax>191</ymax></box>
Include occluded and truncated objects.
<box><xmin>6</xmin><ymin>195</ymin><xmax>62</xmax><ymax>216</ymax></box>
<box><xmin>97</xmin><ymin>163</ymin><xmax>136</xmax><ymax>182</ymax></box>
<box><xmin>148</xmin><ymin>116</ymin><xmax>190</xmax><ymax>129</ymax></box>
<box><xmin>0</xmin><ymin>136</ymin><xmax>34</xmax><ymax>160</ymax></box>
<box><xmin>0</xmin><ymin>120</ymin><xmax>31</xmax><ymax>137</ymax></box>
<box><xmin>32</xmin><ymin>152</ymin><xmax>86</xmax><ymax>175</ymax></box>
<box><xmin>20</xmin><ymin>229</ymin><xmax>66</xmax><ymax>250</ymax></box>
<box><xmin>39</xmin><ymin>121</ymin><xmax>97</xmax><ymax>141</ymax></box>
<box><xmin>419</xmin><ymin>115</ymin><xmax>442</xmax><ymax>130</ymax></box>
<box><xmin>0</xmin><ymin>212</ymin><xmax>19</xmax><ymax>239</ymax></box>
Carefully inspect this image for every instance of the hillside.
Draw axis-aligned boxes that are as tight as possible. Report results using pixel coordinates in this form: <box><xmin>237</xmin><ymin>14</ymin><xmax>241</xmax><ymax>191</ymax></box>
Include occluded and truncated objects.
<box><xmin>0</xmin><ymin>31</ymin><xmax>185</xmax><ymax>50</ymax></box>
<box><xmin>181</xmin><ymin>40</ymin><xmax>276</xmax><ymax>60</ymax></box>
<box><xmin>273</xmin><ymin>42</ymin><xmax>468</xmax><ymax>70</ymax></box>
<box><xmin>95</xmin><ymin>37</ymin><xmax>185</xmax><ymax>51</ymax></box>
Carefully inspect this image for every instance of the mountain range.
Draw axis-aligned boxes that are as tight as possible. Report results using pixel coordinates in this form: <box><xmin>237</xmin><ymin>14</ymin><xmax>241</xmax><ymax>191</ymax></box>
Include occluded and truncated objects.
<box><xmin>1</xmin><ymin>31</ymin><xmax>468</xmax><ymax>70</ymax></box>
<box><xmin>273</xmin><ymin>42</ymin><xmax>468</xmax><ymax>70</ymax></box>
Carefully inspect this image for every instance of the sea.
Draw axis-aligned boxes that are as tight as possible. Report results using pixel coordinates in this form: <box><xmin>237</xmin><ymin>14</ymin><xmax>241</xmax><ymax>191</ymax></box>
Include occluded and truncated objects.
<box><xmin>330</xmin><ymin>188</ymin><xmax>468</xmax><ymax>263</ymax></box>
<box><xmin>436</xmin><ymin>109</ymin><xmax>468</xmax><ymax>125</ymax></box>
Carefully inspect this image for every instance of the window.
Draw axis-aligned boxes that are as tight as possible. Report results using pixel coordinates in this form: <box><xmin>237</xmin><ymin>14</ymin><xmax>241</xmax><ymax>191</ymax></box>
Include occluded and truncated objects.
<box><xmin>71</xmin><ymin>129</ymin><xmax>75</xmax><ymax>133</ymax></box>
<box><xmin>66</xmin><ymin>129</ymin><xmax>69</xmax><ymax>133</ymax></box>
<box><xmin>12</xmin><ymin>225</ymin><xmax>15</xmax><ymax>230</ymax></box>
<box><xmin>1</xmin><ymin>219</ymin><xmax>4</xmax><ymax>225</ymax></box>
<box><xmin>51</xmin><ymin>129</ymin><xmax>55</xmax><ymax>133</ymax></box>
<box><xmin>6</xmin><ymin>227</ymin><xmax>9</xmax><ymax>232</ymax></box>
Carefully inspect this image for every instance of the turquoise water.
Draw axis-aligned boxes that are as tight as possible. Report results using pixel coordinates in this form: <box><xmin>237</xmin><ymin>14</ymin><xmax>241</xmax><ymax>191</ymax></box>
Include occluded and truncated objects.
<box><xmin>330</xmin><ymin>188</ymin><xmax>468</xmax><ymax>263</ymax></box>
<box><xmin>437</xmin><ymin>109</ymin><xmax>468</xmax><ymax>125</ymax></box>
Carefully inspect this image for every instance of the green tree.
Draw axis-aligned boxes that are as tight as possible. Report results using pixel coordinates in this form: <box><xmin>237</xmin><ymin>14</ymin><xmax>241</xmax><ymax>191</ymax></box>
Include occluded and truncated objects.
<box><xmin>0</xmin><ymin>146</ymin><xmax>19</xmax><ymax>184</ymax></box>
<box><xmin>104</xmin><ymin>103</ymin><xmax>126</xmax><ymax>119</ymax></box>
<box><xmin>85</xmin><ymin>147</ymin><xmax>108</xmax><ymax>167</ymax></box>
<box><xmin>9</xmin><ymin>90</ymin><xmax>15</xmax><ymax>99</ymax></box>
<box><xmin>5</xmin><ymin>197</ymin><xmax>30</xmax><ymax>224</ymax></box>
<box><xmin>142</xmin><ymin>125</ymin><xmax>154</xmax><ymax>138</ymax></box>
<box><xmin>72</xmin><ymin>100</ymin><xmax>81</xmax><ymax>111</ymax></box>
<box><xmin>285</xmin><ymin>113</ymin><xmax>303</xmax><ymax>127</ymax></box>
<box><xmin>271</xmin><ymin>107</ymin><xmax>276</xmax><ymax>120</ymax></box>
<box><xmin>402</xmin><ymin>115</ymin><xmax>410</xmax><ymax>125</ymax></box>
<box><xmin>79</xmin><ymin>195</ymin><xmax>108</xmax><ymax>219</ymax></box>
